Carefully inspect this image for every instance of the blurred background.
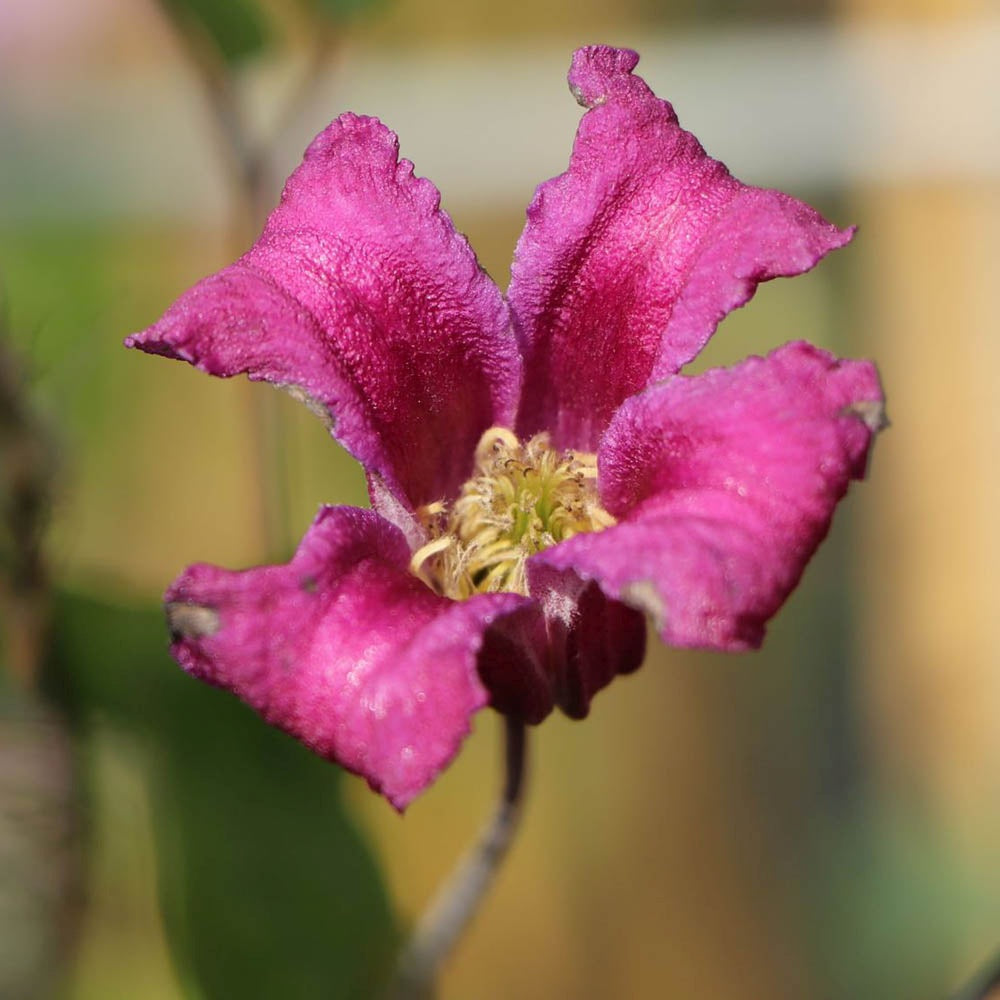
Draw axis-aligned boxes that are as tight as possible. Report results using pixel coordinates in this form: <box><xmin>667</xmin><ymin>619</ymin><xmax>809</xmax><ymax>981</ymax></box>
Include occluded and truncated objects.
<box><xmin>1</xmin><ymin>0</ymin><xmax>998</xmax><ymax>997</ymax></box>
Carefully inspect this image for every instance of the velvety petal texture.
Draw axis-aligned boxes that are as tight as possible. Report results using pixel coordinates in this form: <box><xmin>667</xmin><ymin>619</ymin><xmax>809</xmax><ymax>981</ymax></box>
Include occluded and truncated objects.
<box><xmin>526</xmin><ymin>576</ymin><xmax>647</xmax><ymax>719</ymax></box>
<box><xmin>127</xmin><ymin>114</ymin><xmax>520</xmax><ymax>510</ymax></box>
<box><xmin>510</xmin><ymin>46</ymin><xmax>854</xmax><ymax>451</ymax></box>
<box><xmin>164</xmin><ymin>506</ymin><xmax>529</xmax><ymax>810</ymax></box>
<box><xmin>131</xmin><ymin>46</ymin><xmax>882</xmax><ymax>809</ymax></box>
<box><xmin>529</xmin><ymin>342</ymin><xmax>884</xmax><ymax>651</ymax></box>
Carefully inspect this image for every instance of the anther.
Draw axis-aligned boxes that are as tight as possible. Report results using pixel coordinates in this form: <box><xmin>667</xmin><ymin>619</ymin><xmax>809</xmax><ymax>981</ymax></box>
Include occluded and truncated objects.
<box><xmin>412</xmin><ymin>427</ymin><xmax>615</xmax><ymax>599</ymax></box>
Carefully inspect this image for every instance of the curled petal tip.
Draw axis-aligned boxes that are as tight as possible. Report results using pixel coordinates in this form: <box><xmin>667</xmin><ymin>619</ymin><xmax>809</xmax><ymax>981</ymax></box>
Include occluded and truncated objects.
<box><xmin>166</xmin><ymin>601</ymin><xmax>220</xmax><ymax>641</ymax></box>
<box><xmin>842</xmin><ymin>397</ymin><xmax>889</xmax><ymax>434</ymax></box>
<box><xmin>569</xmin><ymin>45</ymin><xmax>641</xmax><ymax>108</ymax></box>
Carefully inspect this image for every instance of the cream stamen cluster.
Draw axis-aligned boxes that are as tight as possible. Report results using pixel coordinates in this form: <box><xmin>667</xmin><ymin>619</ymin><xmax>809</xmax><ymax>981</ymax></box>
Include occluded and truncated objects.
<box><xmin>411</xmin><ymin>427</ymin><xmax>615</xmax><ymax>599</ymax></box>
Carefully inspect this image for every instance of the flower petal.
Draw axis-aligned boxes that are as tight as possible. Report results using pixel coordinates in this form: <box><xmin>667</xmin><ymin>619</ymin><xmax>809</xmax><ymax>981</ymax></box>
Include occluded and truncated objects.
<box><xmin>529</xmin><ymin>342</ymin><xmax>884</xmax><ymax>650</ymax></box>
<box><xmin>475</xmin><ymin>602</ymin><xmax>555</xmax><ymax>724</ymax></box>
<box><xmin>164</xmin><ymin>505</ymin><xmax>529</xmax><ymax>810</ymax></box>
<box><xmin>524</xmin><ymin>573</ymin><xmax>647</xmax><ymax>719</ymax></box>
<box><xmin>127</xmin><ymin>114</ymin><xmax>520</xmax><ymax>510</ymax></box>
<box><xmin>510</xmin><ymin>45</ymin><xmax>853</xmax><ymax>451</ymax></box>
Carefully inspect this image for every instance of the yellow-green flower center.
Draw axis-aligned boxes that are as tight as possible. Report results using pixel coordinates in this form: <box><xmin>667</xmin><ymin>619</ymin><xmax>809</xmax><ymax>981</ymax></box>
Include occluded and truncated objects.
<box><xmin>410</xmin><ymin>427</ymin><xmax>615</xmax><ymax>599</ymax></box>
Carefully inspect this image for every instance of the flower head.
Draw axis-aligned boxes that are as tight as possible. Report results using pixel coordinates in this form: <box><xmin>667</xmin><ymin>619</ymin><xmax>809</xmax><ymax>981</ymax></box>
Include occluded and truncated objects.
<box><xmin>127</xmin><ymin>46</ymin><xmax>884</xmax><ymax>810</ymax></box>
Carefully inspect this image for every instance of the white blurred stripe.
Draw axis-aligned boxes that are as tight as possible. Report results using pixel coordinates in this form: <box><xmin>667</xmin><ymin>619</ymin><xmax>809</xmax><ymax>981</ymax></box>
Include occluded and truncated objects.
<box><xmin>2</xmin><ymin>18</ymin><xmax>998</xmax><ymax>222</ymax></box>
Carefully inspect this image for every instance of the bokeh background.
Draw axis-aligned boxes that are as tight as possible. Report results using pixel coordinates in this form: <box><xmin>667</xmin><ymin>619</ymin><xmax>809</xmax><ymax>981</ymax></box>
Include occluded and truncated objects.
<box><xmin>2</xmin><ymin>0</ymin><xmax>998</xmax><ymax>997</ymax></box>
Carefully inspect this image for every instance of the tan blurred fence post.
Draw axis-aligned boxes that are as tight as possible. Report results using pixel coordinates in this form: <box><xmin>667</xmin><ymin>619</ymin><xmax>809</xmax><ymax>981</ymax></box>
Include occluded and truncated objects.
<box><xmin>842</xmin><ymin>0</ymin><xmax>1000</xmax><ymax>844</ymax></box>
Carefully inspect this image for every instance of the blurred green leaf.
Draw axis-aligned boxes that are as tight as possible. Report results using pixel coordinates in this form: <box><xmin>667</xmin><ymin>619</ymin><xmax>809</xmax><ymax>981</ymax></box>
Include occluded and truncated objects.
<box><xmin>293</xmin><ymin>0</ymin><xmax>392</xmax><ymax>27</ymax></box>
<box><xmin>801</xmin><ymin>806</ymin><xmax>983</xmax><ymax>1000</ymax></box>
<box><xmin>160</xmin><ymin>0</ymin><xmax>273</xmax><ymax>66</ymax></box>
<box><xmin>48</xmin><ymin>589</ymin><xmax>398</xmax><ymax>999</ymax></box>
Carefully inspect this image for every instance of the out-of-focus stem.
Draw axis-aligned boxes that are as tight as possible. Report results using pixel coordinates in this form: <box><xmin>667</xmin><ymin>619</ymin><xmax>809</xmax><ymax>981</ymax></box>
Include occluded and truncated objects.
<box><xmin>0</xmin><ymin>327</ymin><xmax>54</xmax><ymax>688</ymax></box>
<box><xmin>386</xmin><ymin>716</ymin><xmax>528</xmax><ymax>1000</ymax></box>
<box><xmin>951</xmin><ymin>947</ymin><xmax>1000</xmax><ymax>1000</ymax></box>
<box><xmin>152</xmin><ymin>2</ymin><xmax>337</xmax><ymax>562</ymax></box>
<box><xmin>0</xmin><ymin>315</ymin><xmax>81</xmax><ymax>999</ymax></box>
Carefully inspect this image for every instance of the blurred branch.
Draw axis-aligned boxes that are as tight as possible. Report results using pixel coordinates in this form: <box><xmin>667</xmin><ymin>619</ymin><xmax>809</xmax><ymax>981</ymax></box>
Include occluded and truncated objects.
<box><xmin>386</xmin><ymin>717</ymin><xmax>528</xmax><ymax>999</ymax></box>
<box><xmin>152</xmin><ymin>0</ymin><xmax>340</xmax><ymax>562</ymax></box>
<box><xmin>153</xmin><ymin>0</ymin><xmax>268</xmax><ymax>232</ymax></box>
<box><xmin>0</xmin><ymin>310</ymin><xmax>57</xmax><ymax>689</ymax></box>
<box><xmin>267</xmin><ymin>26</ymin><xmax>340</xmax><ymax>172</ymax></box>
<box><xmin>0</xmin><ymin>306</ymin><xmax>81</xmax><ymax>999</ymax></box>
<box><xmin>951</xmin><ymin>947</ymin><xmax>1000</xmax><ymax>1000</ymax></box>
<box><xmin>153</xmin><ymin>0</ymin><xmax>338</xmax><ymax>234</ymax></box>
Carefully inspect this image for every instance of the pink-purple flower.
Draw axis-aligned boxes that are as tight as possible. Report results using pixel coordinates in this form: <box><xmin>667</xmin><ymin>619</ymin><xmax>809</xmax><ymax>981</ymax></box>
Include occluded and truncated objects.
<box><xmin>127</xmin><ymin>46</ymin><xmax>883</xmax><ymax>810</ymax></box>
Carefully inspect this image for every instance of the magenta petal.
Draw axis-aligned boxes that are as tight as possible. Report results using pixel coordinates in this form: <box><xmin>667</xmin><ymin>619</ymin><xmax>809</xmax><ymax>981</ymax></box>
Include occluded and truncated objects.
<box><xmin>127</xmin><ymin>114</ymin><xmax>520</xmax><ymax>509</ymax></box>
<box><xmin>510</xmin><ymin>45</ymin><xmax>853</xmax><ymax>450</ymax></box>
<box><xmin>164</xmin><ymin>506</ymin><xmax>529</xmax><ymax>810</ymax></box>
<box><xmin>529</xmin><ymin>342</ymin><xmax>884</xmax><ymax>650</ymax></box>
<box><xmin>526</xmin><ymin>572</ymin><xmax>646</xmax><ymax>718</ymax></box>
<box><xmin>475</xmin><ymin>602</ymin><xmax>555</xmax><ymax>724</ymax></box>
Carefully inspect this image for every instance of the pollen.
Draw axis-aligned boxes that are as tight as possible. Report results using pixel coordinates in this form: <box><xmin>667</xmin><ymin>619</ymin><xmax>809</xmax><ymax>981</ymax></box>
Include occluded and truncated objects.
<box><xmin>410</xmin><ymin>427</ymin><xmax>615</xmax><ymax>599</ymax></box>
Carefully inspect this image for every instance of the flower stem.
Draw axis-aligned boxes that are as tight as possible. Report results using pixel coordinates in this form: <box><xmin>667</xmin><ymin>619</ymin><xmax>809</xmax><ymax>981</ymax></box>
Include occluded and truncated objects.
<box><xmin>386</xmin><ymin>716</ymin><xmax>528</xmax><ymax>1000</ymax></box>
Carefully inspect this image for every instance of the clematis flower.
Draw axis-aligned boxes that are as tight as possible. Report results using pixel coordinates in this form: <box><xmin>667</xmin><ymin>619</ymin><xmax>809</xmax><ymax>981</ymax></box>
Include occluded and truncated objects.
<box><xmin>127</xmin><ymin>45</ymin><xmax>883</xmax><ymax>810</ymax></box>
